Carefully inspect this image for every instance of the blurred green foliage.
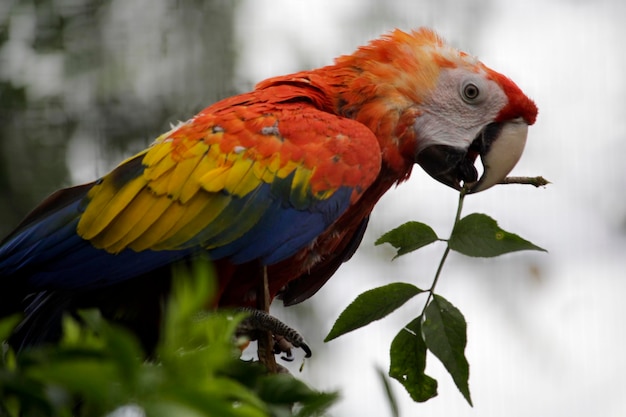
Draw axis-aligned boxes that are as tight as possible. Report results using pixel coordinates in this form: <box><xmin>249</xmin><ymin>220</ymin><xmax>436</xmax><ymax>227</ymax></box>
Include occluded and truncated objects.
<box><xmin>0</xmin><ymin>258</ymin><xmax>337</xmax><ymax>417</ymax></box>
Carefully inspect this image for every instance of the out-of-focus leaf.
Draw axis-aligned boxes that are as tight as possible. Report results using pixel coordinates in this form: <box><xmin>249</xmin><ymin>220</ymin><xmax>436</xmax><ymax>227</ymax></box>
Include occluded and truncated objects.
<box><xmin>422</xmin><ymin>295</ymin><xmax>472</xmax><ymax>405</ymax></box>
<box><xmin>257</xmin><ymin>374</ymin><xmax>318</xmax><ymax>404</ymax></box>
<box><xmin>77</xmin><ymin>310</ymin><xmax>143</xmax><ymax>386</ymax></box>
<box><xmin>155</xmin><ymin>384</ymin><xmax>265</xmax><ymax>417</ymax></box>
<box><xmin>257</xmin><ymin>373</ymin><xmax>339</xmax><ymax>416</ymax></box>
<box><xmin>0</xmin><ymin>371</ymin><xmax>52</xmax><ymax>417</ymax></box>
<box><xmin>27</xmin><ymin>357</ymin><xmax>118</xmax><ymax>407</ymax></box>
<box><xmin>293</xmin><ymin>391</ymin><xmax>340</xmax><ymax>417</ymax></box>
<box><xmin>142</xmin><ymin>401</ymin><xmax>208</xmax><ymax>417</ymax></box>
<box><xmin>1</xmin><ymin>258</ymin><xmax>338</xmax><ymax>417</ymax></box>
<box><xmin>449</xmin><ymin>213</ymin><xmax>546</xmax><ymax>257</ymax></box>
<box><xmin>375</xmin><ymin>221</ymin><xmax>440</xmax><ymax>258</ymax></box>
<box><xmin>0</xmin><ymin>314</ymin><xmax>21</xmax><ymax>342</ymax></box>
<box><xmin>169</xmin><ymin>255</ymin><xmax>217</xmax><ymax>322</ymax></box>
<box><xmin>325</xmin><ymin>283</ymin><xmax>424</xmax><ymax>342</ymax></box>
<box><xmin>389</xmin><ymin>317</ymin><xmax>438</xmax><ymax>403</ymax></box>
<box><xmin>376</xmin><ymin>365</ymin><xmax>399</xmax><ymax>417</ymax></box>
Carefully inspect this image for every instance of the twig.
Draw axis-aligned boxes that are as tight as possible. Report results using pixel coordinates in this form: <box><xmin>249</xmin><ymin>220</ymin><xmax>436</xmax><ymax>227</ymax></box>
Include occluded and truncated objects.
<box><xmin>420</xmin><ymin>175</ymin><xmax>547</xmax><ymax>315</ymax></box>
<box><xmin>421</xmin><ymin>189</ymin><xmax>468</xmax><ymax>315</ymax></box>
<box><xmin>499</xmin><ymin>176</ymin><xmax>550</xmax><ymax>188</ymax></box>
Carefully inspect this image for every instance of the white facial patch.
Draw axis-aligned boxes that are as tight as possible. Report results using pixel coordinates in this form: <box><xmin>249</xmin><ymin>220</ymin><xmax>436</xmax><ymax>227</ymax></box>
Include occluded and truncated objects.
<box><xmin>413</xmin><ymin>67</ymin><xmax>508</xmax><ymax>153</ymax></box>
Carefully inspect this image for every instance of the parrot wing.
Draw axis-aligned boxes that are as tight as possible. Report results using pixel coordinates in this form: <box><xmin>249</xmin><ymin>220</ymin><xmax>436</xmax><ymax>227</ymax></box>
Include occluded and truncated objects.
<box><xmin>0</xmin><ymin>98</ymin><xmax>381</xmax><ymax>291</ymax></box>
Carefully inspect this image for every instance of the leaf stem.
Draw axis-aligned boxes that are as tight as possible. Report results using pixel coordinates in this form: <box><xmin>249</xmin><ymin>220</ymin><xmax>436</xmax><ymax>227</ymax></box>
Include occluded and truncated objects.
<box><xmin>421</xmin><ymin>189</ymin><xmax>467</xmax><ymax>315</ymax></box>
<box><xmin>454</xmin><ymin>188</ymin><xmax>468</xmax><ymax>224</ymax></box>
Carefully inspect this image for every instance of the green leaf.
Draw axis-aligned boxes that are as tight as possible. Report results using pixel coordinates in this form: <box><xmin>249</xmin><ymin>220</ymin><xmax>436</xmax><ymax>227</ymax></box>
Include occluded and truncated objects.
<box><xmin>294</xmin><ymin>391</ymin><xmax>340</xmax><ymax>417</ymax></box>
<box><xmin>142</xmin><ymin>401</ymin><xmax>210</xmax><ymax>417</ymax></box>
<box><xmin>257</xmin><ymin>374</ymin><xmax>334</xmax><ymax>404</ymax></box>
<box><xmin>255</xmin><ymin>374</ymin><xmax>338</xmax><ymax>417</ymax></box>
<box><xmin>27</xmin><ymin>356</ymin><xmax>119</xmax><ymax>406</ymax></box>
<box><xmin>375</xmin><ymin>221</ymin><xmax>439</xmax><ymax>258</ymax></box>
<box><xmin>0</xmin><ymin>314</ymin><xmax>21</xmax><ymax>342</ymax></box>
<box><xmin>449</xmin><ymin>213</ymin><xmax>546</xmax><ymax>257</ymax></box>
<box><xmin>325</xmin><ymin>283</ymin><xmax>424</xmax><ymax>342</ymax></box>
<box><xmin>1</xmin><ymin>258</ymin><xmax>341</xmax><ymax>417</ymax></box>
<box><xmin>158</xmin><ymin>384</ymin><xmax>265</xmax><ymax>417</ymax></box>
<box><xmin>389</xmin><ymin>317</ymin><xmax>438</xmax><ymax>403</ymax></box>
<box><xmin>422</xmin><ymin>295</ymin><xmax>472</xmax><ymax>405</ymax></box>
<box><xmin>257</xmin><ymin>374</ymin><xmax>318</xmax><ymax>404</ymax></box>
<box><xmin>376</xmin><ymin>365</ymin><xmax>399</xmax><ymax>417</ymax></box>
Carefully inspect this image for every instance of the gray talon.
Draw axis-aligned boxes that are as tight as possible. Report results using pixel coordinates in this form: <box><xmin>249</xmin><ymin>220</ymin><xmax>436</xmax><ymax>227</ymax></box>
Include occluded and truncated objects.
<box><xmin>237</xmin><ymin>308</ymin><xmax>312</xmax><ymax>359</ymax></box>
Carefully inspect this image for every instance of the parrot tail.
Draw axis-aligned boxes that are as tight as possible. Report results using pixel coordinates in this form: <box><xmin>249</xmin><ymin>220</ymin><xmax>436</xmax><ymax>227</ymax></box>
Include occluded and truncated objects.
<box><xmin>4</xmin><ymin>266</ymin><xmax>174</xmax><ymax>354</ymax></box>
<box><xmin>7</xmin><ymin>290</ymin><xmax>71</xmax><ymax>351</ymax></box>
<box><xmin>0</xmin><ymin>184</ymin><xmax>94</xmax><ymax>337</ymax></box>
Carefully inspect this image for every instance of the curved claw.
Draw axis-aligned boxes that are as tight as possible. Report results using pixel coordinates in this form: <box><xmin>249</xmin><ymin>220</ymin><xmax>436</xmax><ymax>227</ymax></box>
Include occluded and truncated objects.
<box><xmin>299</xmin><ymin>341</ymin><xmax>312</xmax><ymax>358</ymax></box>
<box><xmin>237</xmin><ymin>308</ymin><xmax>312</xmax><ymax>359</ymax></box>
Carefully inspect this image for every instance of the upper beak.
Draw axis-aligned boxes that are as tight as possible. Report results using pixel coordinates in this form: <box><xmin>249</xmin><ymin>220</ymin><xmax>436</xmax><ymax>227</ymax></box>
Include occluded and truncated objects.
<box><xmin>416</xmin><ymin>119</ymin><xmax>529</xmax><ymax>193</ymax></box>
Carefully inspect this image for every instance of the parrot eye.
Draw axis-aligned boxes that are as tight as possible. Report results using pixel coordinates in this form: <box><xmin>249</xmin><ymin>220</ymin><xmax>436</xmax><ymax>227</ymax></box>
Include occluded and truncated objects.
<box><xmin>461</xmin><ymin>82</ymin><xmax>480</xmax><ymax>102</ymax></box>
<box><xmin>459</xmin><ymin>76</ymin><xmax>489</xmax><ymax>104</ymax></box>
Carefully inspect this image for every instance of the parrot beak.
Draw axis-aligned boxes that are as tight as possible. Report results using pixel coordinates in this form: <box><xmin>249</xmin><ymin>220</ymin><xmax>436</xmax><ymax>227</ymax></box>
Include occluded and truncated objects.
<box><xmin>416</xmin><ymin>119</ymin><xmax>529</xmax><ymax>193</ymax></box>
<box><xmin>467</xmin><ymin>120</ymin><xmax>528</xmax><ymax>193</ymax></box>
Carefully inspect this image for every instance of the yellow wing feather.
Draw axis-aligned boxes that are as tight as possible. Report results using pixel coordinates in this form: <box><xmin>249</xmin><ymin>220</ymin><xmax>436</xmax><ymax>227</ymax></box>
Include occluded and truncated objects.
<box><xmin>230</xmin><ymin>159</ymin><xmax>260</xmax><ymax>196</ymax></box>
<box><xmin>142</xmin><ymin>138</ymin><xmax>173</xmax><ymax>166</ymax></box>
<box><xmin>100</xmin><ymin>192</ymin><xmax>175</xmax><ymax>253</ymax></box>
<box><xmin>78</xmin><ymin>175</ymin><xmax>147</xmax><ymax>240</ymax></box>
<box><xmin>77</xmin><ymin>100</ymin><xmax>381</xmax><ymax>255</ymax></box>
<box><xmin>151</xmin><ymin>193</ymin><xmax>232</xmax><ymax>250</ymax></box>
<box><xmin>167</xmin><ymin>151</ymin><xmax>205</xmax><ymax>199</ymax></box>
<box><xmin>198</xmin><ymin>166</ymin><xmax>231</xmax><ymax>193</ymax></box>
<box><xmin>143</xmin><ymin>154</ymin><xmax>177</xmax><ymax>182</ymax></box>
<box><xmin>179</xmin><ymin>151</ymin><xmax>217</xmax><ymax>203</ymax></box>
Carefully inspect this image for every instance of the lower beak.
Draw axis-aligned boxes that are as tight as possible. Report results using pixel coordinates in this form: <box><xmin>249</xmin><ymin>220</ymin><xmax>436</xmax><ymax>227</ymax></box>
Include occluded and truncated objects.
<box><xmin>416</xmin><ymin>120</ymin><xmax>529</xmax><ymax>193</ymax></box>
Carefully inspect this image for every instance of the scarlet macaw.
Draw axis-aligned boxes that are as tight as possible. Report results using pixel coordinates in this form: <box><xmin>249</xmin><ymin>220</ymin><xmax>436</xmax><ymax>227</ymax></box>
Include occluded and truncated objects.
<box><xmin>0</xmin><ymin>29</ymin><xmax>537</xmax><ymax>352</ymax></box>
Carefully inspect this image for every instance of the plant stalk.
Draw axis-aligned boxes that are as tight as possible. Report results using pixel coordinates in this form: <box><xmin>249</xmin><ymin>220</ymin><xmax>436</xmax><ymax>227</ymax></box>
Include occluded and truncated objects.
<box><xmin>421</xmin><ymin>189</ymin><xmax>467</xmax><ymax>315</ymax></box>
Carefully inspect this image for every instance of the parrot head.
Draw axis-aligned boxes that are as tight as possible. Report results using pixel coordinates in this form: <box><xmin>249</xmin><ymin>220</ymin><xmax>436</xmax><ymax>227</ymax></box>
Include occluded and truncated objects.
<box><xmin>333</xmin><ymin>28</ymin><xmax>538</xmax><ymax>193</ymax></box>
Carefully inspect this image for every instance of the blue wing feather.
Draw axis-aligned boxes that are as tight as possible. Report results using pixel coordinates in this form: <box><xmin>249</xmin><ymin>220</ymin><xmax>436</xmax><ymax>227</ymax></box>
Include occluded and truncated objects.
<box><xmin>0</xmin><ymin>181</ymin><xmax>352</xmax><ymax>291</ymax></box>
<box><xmin>224</xmin><ymin>186</ymin><xmax>352</xmax><ymax>264</ymax></box>
<box><xmin>0</xmin><ymin>191</ymin><xmax>193</xmax><ymax>289</ymax></box>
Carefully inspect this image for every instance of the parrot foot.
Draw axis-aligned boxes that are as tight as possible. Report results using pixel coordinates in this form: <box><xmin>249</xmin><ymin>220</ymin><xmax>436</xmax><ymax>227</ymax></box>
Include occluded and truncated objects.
<box><xmin>237</xmin><ymin>308</ymin><xmax>312</xmax><ymax>361</ymax></box>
